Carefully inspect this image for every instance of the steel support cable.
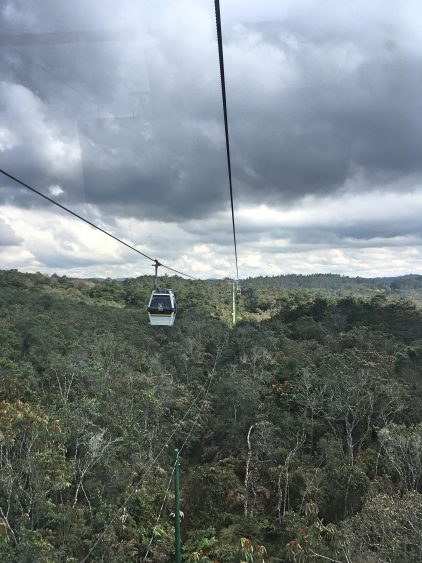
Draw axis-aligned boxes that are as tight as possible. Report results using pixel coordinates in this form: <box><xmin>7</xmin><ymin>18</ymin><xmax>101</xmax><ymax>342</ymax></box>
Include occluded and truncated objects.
<box><xmin>142</xmin><ymin>461</ymin><xmax>177</xmax><ymax>563</ymax></box>
<box><xmin>0</xmin><ymin>168</ymin><xmax>198</xmax><ymax>280</ymax></box>
<box><xmin>142</xmin><ymin>372</ymin><xmax>215</xmax><ymax>562</ymax></box>
<box><xmin>214</xmin><ymin>0</ymin><xmax>239</xmax><ymax>281</ymax></box>
<box><xmin>142</xmin><ymin>334</ymin><xmax>227</xmax><ymax>561</ymax></box>
<box><xmin>81</xmin><ymin>381</ymin><xmax>210</xmax><ymax>561</ymax></box>
<box><xmin>81</xmin><ymin>384</ymin><xmax>207</xmax><ymax>561</ymax></box>
<box><xmin>82</xmin><ymin>333</ymin><xmax>228</xmax><ymax>562</ymax></box>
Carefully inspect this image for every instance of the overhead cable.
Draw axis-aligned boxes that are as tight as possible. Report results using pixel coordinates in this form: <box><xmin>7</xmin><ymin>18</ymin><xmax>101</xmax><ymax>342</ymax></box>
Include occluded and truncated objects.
<box><xmin>214</xmin><ymin>0</ymin><xmax>239</xmax><ymax>280</ymax></box>
<box><xmin>142</xmin><ymin>462</ymin><xmax>177</xmax><ymax>562</ymax></box>
<box><xmin>0</xmin><ymin>168</ymin><xmax>197</xmax><ymax>280</ymax></box>
<box><xmin>143</xmin><ymin>373</ymin><xmax>214</xmax><ymax>561</ymax></box>
<box><xmin>81</xmin><ymin>374</ymin><xmax>214</xmax><ymax>562</ymax></box>
<box><xmin>83</xmin><ymin>331</ymin><xmax>229</xmax><ymax>562</ymax></box>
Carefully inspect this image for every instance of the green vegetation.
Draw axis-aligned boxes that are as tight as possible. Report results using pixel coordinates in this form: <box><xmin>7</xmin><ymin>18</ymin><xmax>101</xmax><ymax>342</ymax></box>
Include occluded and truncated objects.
<box><xmin>1</xmin><ymin>269</ymin><xmax>422</xmax><ymax>561</ymax></box>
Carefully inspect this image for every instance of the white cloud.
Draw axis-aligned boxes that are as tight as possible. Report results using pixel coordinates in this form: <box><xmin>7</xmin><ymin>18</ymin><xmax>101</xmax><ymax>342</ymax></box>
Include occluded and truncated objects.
<box><xmin>0</xmin><ymin>82</ymin><xmax>81</xmax><ymax>177</ymax></box>
<box><xmin>0</xmin><ymin>216</ymin><xmax>21</xmax><ymax>246</ymax></box>
<box><xmin>49</xmin><ymin>185</ymin><xmax>64</xmax><ymax>196</ymax></box>
<box><xmin>237</xmin><ymin>188</ymin><xmax>422</xmax><ymax>239</ymax></box>
<box><xmin>1</xmin><ymin>183</ymin><xmax>422</xmax><ymax>278</ymax></box>
<box><xmin>0</xmin><ymin>205</ymin><xmax>127</xmax><ymax>269</ymax></box>
<box><xmin>0</xmin><ymin>128</ymin><xmax>18</xmax><ymax>152</ymax></box>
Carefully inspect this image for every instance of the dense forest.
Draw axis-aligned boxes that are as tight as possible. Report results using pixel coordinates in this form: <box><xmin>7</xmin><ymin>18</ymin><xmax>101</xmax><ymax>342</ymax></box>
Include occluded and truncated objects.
<box><xmin>1</xmin><ymin>269</ymin><xmax>422</xmax><ymax>562</ymax></box>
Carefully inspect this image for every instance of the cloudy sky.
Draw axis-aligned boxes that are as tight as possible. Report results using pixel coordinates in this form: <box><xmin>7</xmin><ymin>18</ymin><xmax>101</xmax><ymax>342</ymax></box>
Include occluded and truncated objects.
<box><xmin>1</xmin><ymin>0</ymin><xmax>422</xmax><ymax>279</ymax></box>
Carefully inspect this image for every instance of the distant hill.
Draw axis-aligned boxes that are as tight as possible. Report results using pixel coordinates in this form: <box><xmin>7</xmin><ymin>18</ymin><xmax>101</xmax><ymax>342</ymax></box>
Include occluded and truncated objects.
<box><xmin>245</xmin><ymin>273</ymin><xmax>422</xmax><ymax>292</ymax></box>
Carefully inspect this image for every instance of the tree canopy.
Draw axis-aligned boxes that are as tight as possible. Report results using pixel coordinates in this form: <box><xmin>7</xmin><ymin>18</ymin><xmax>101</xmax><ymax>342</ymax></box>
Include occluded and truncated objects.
<box><xmin>1</xmin><ymin>269</ymin><xmax>422</xmax><ymax>561</ymax></box>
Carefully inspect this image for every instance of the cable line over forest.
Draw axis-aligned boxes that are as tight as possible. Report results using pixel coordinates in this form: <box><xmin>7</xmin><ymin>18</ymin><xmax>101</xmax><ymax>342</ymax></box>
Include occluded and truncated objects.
<box><xmin>81</xmin><ymin>379</ymin><xmax>210</xmax><ymax>561</ymax></box>
<box><xmin>142</xmin><ymin>371</ymin><xmax>215</xmax><ymax>561</ymax></box>
<box><xmin>82</xmin><ymin>333</ymin><xmax>228</xmax><ymax>561</ymax></box>
<box><xmin>1</xmin><ymin>2</ymin><xmax>241</xmax><ymax>288</ymax></box>
<box><xmin>0</xmin><ymin>168</ymin><xmax>198</xmax><ymax>280</ymax></box>
<box><xmin>214</xmin><ymin>0</ymin><xmax>239</xmax><ymax>281</ymax></box>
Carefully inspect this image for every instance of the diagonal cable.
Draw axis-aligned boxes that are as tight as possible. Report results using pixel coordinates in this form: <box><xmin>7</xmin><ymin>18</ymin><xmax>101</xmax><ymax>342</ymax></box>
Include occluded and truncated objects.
<box><xmin>82</xmin><ymin>331</ymin><xmax>228</xmax><ymax>562</ymax></box>
<box><xmin>142</xmin><ymin>461</ymin><xmax>177</xmax><ymax>562</ymax></box>
<box><xmin>81</xmin><ymin>375</ymin><xmax>213</xmax><ymax>562</ymax></box>
<box><xmin>142</xmin><ymin>373</ymin><xmax>214</xmax><ymax>562</ymax></box>
<box><xmin>0</xmin><ymin>168</ymin><xmax>197</xmax><ymax>279</ymax></box>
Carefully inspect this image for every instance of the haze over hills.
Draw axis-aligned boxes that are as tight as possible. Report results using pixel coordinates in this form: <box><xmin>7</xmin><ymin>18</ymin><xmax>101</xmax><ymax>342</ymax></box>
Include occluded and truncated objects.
<box><xmin>247</xmin><ymin>273</ymin><xmax>422</xmax><ymax>288</ymax></box>
<box><xmin>12</xmin><ymin>269</ymin><xmax>422</xmax><ymax>286</ymax></box>
<box><xmin>13</xmin><ymin>270</ymin><xmax>422</xmax><ymax>303</ymax></box>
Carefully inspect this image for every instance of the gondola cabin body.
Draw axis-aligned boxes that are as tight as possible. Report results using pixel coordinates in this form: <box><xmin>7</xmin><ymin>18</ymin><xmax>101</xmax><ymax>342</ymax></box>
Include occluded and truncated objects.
<box><xmin>148</xmin><ymin>290</ymin><xmax>176</xmax><ymax>326</ymax></box>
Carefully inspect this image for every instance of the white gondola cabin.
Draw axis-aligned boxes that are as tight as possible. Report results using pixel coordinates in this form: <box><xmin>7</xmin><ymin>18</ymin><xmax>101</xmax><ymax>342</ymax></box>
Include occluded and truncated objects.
<box><xmin>148</xmin><ymin>289</ymin><xmax>176</xmax><ymax>326</ymax></box>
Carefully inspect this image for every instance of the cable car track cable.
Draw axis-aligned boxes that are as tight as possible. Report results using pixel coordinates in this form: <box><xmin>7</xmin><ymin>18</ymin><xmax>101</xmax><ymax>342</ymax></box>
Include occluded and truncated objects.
<box><xmin>142</xmin><ymin>461</ymin><xmax>177</xmax><ymax>562</ymax></box>
<box><xmin>214</xmin><ymin>0</ymin><xmax>239</xmax><ymax>281</ymax></box>
<box><xmin>0</xmin><ymin>168</ymin><xmax>198</xmax><ymax>280</ymax></box>
<box><xmin>142</xmin><ymin>373</ymin><xmax>214</xmax><ymax>561</ymax></box>
<box><xmin>82</xmin><ymin>372</ymin><xmax>214</xmax><ymax>561</ymax></box>
<box><xmin>82</xmin><ymin>332</ymin><xmax>228</xmax><ymax>561</ymax></box>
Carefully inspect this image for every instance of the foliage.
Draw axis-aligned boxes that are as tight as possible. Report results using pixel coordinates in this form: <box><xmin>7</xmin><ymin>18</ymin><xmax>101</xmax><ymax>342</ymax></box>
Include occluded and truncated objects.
<box><xmin>284</xmin><ymin>501</ymin><xmax>348</xmax><ymax>562</ymax></box>
<box><xmin>0</xmin><ymin>269</ymin><xmax>421</xmax><ymax>560</ymax></box>
<box><xmin>346</xmin><ymin>492</ymin><xmax>422</xmax><ymax>562</ymax></box>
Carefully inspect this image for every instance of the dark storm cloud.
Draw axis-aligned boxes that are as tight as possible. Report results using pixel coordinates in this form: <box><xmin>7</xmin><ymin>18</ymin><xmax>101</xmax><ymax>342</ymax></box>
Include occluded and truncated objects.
<box><xmin>228</xmin><ymin>24</ymin><xmax>422</xmax><ymax>205</ymax></box>
<box><xmin>77</xmin><ymin>115</ymin><xmax>228</xmax><ymax>220</ymax></box>
<box><xmin>1</xmin><ymin>0</ymin><xmax>422</xmax><ymax>224</ymax></box>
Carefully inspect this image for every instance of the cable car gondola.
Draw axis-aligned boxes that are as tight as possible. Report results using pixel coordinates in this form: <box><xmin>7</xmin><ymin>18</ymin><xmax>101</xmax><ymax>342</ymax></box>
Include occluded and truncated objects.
<box><xmin>148</xmin><ymin>261</ymin><xmax>176</xmax><ymax>326</ymax></box>
<box><xmin>148</xmin><ymin>289</ymin><xmax>176</xmax><ymax>326</ymax></box>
